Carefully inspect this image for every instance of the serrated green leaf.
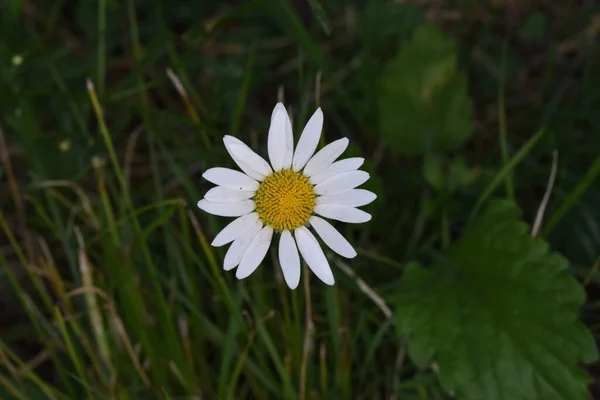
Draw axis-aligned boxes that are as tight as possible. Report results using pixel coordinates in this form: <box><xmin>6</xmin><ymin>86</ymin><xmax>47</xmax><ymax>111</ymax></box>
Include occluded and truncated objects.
<box><xmin>379</xmin><ymin>24</ymin><xmax>474</xmax><ymax>155</ymax></box>
<box><xmin>396</xmin><ymin>200</ymin><xmax>598</xmax><ymax>400</ymax></box>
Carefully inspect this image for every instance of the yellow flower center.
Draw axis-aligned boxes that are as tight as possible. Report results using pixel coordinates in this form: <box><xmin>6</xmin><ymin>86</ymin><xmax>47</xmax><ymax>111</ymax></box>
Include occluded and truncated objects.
<box><xmin>255</xmin><ymin>169</ymin><xmax>316</xmax><ymax>231</ymax></box>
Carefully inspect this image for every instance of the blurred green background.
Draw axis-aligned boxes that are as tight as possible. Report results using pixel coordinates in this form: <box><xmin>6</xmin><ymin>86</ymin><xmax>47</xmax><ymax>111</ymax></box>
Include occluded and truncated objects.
<box><xmin>1</xmin><ymin>0</ymin><xmax>600</xmax><ymax>399</ymax></box>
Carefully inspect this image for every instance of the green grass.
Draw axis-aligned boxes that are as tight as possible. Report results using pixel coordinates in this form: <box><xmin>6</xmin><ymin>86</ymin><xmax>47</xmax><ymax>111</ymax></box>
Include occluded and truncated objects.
<box><xmin>1</xmin><ymin>1</ymin><xmax>600</xmax><ymax>399</ymax></box>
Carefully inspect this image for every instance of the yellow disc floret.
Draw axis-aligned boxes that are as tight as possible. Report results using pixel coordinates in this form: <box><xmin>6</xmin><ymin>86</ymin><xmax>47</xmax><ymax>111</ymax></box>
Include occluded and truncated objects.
<box><xmin>255</xmin><ymin>169</ymin><xmax>316</xmax><ymax>231</ymax></box>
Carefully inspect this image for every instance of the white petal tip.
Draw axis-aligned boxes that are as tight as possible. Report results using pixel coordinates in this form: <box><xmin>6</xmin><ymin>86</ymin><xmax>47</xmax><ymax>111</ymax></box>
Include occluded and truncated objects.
<box><xmin>212</xmin><ymin>238</ymin><xmax>231</xmax><ymax>247</ymax></box>
<box><xmin>271</xmin><ymin>102</ymin><xmax>286</xmax><ymax>117</ymax></box>
<box><xmin>236</xmin><ymin>268</ymin><xmax>258</xmax><ymax>280</ymax></box>
<box><xmin>322</xmin><ymin>277</ymin><xmax>335</xmax><ymax>285</ymax></box>
<box><xmin>224</xmin><ymin>254</ymin><xmax>241</xmax><ymax>271</ymax></box>
<box><xmin>286</xmin><ymin>281</ymin><xmax>300</xmax><ymax>290</ymax></box>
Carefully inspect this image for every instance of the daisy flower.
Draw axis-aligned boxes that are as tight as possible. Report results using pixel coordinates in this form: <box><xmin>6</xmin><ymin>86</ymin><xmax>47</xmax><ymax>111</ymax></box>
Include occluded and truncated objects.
<box><xmin>197</xmin><ymin>102</ymin><xmax>376</xmax><ymax>289</ymax></box>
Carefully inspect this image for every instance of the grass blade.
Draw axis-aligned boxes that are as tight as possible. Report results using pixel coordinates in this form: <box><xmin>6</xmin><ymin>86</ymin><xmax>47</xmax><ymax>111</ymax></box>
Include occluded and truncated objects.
<box><xmin>470</xmin><ymin>128</ymin><xmax>545</xmax><ymax>221</ymax></box>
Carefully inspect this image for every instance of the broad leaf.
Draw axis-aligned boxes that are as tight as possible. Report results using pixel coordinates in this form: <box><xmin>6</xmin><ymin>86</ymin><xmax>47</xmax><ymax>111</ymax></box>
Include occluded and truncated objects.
<box><xmin>396</xmin><ymin>200</ymin><xmax>598</xmax><ymax>400</ymax></box>
<box><xmin>379</xmin><ymin>24</ymin><xmax>474</xmax><ymax>155</ymax></box>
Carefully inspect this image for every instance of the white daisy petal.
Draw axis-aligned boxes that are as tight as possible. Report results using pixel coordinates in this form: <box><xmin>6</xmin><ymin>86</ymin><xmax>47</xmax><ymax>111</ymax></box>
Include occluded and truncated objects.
<box><xmin>236</xmin><ymin>226</ymin><xmax>274</xmax><ymax>279</ymax></box>
<box><xmin>314</xmin><ymin>204</ymin><xmax>372</xmax><ymax>223</ymax></box>
<box><xmin>309</xmin><ymin>157</ymin><xmax>365</xmax><ymax>185</ymax></box>
<box><xmin>270</xmin><ymin>102</ymin><xmax>288</xmax><ymax>119</ymax></box>
<box><xmin>316</xmin><ymin>189</ymin><xmax>377</xmax><ymax>207</ymax></box>
<box><xmin>309</xmin><ymin>216</ymin><xmax>357</xmax><ymax>258</ymax></box>
<box><xmin>224</xmin><ymin>220</ymin><xmax>263</xmax><ymax>270</ymax></box>
<box><xmin>294</xmin><ymin>226</ymin><xmax>335</xmax><ymax>285</ymax></box>
<box><xmin>271</xmin><ymin>104</ymin><xmax>294</xmax><ymax>164</ymax></box>
<box><xmin>226</xmin><ymin>142</ymin><xmax>273</xmax><ymax>177</ymax></box>
<box><xmin>211</xmin><ymin>212</ymin><xmax>260</xmax><ymax>247</ymax></box>
<box><xmin>202</xmin><ymin>167</ymin><xmax>260</xmax><ymax>191</ymax></box>
<box><xmin>223</xmin><ymin>136</ymin><xmax>266</xmax><ymax>181</ymax></box>
<box><xmin>197</xmin><ymin>199</ymin><xmax>256</xmax><ymax>217</ymax></box>
<box><xmin>204</xmin><ymin>186</ymin><xmax>256</xmax><ymax>203</ymax></box>
<box><xmin>313</xmin><ymin>170</ymin><xmax>370</xmax><ymax>196</ymax></box>
<box><xmin>279</xmin><ymin>230</ymin><xmax>301</xmax><ymax>289</ymax></box>
<box><xmin>303</xmin><ymin>137</ymin><xmax>349</xmax><ymax>177</ymax></box>
<box><xmin>282</xmin><ymin>106</ymin><xmax>295</xmax><ymax>169</ymax></box>
<box><xmin>268</xmin><ymin>103</ymin><xmax>288</xmax><ymax>171</ymax></box>
<box><xmin>292</xmin><ymin>108</ymin><xmax>323</xmax><ymax>172</ymax></box>
<box><xmin>233</xmin><ymin>158</ymin><xmax>265</xmax><ymax>181</ymax></box>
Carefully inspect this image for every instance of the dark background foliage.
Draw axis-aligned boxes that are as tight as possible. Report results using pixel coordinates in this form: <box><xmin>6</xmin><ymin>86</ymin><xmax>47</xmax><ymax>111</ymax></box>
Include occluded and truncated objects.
<box><xmin>1</xmin><ymin>0</ymin><xmax>599</xmax><ymax>398</ymax></box>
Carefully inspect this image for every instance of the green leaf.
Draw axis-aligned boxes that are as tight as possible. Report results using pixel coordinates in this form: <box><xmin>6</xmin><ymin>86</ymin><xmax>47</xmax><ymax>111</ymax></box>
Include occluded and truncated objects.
<box><xmin>423</xmin><ymin>153</ymin><xmax>444</xmax><ymax>191</ymax></box>
<box><xmin>396</xmin><ymin>200</ymin><xmax>598</xmax><ymax>400</ymax></box>
<box><xmin>519</xmin><ymin>13</ymin><xmax>546</xmax><ymax>42</ymax></box>
<box><xmin>379</xmin><ymin>24</ymin><xmax>474</xmax><ymax>155</ymax></box>
<box><xmin>447</xmin><ymin>156</ymin><xmax>480</xmax><ymax>190</ymax></box>
<box><xmin>360</xmin><ymin>2</ymin><xmax>423</xmax><ymax>45</ymax></box>
<box><xmin>423</xmin><ymin>154</ymin><xmax>480</xmax><ymax>192</ymax></box>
